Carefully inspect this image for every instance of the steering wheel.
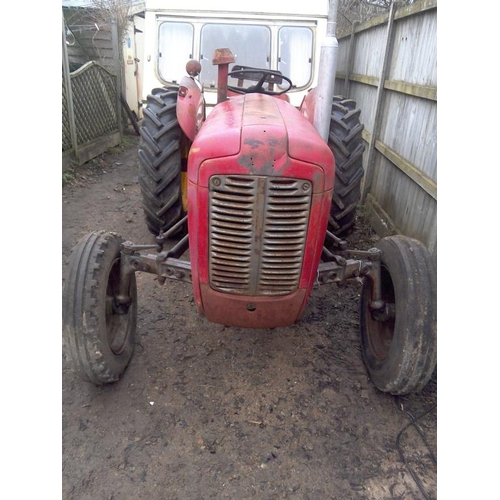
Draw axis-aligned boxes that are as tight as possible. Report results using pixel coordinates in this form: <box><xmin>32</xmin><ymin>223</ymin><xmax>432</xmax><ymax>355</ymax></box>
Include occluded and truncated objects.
<box><xmin>227</xmin><ymin>68</ymin><xmax>293</xmax><ymax>96</ymax></box>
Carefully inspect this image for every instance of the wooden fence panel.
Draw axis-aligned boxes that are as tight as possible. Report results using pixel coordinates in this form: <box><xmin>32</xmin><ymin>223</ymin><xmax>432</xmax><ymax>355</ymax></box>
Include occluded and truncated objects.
<box><xmin>390</xmin><ymin>11</ymin><xmax>437</xmax><ymax>87</ymax></box>
<box><xmin>334</xmin><ymin>0</ymin><xmax>438</xmax><ymax>258</ymax></box>
<box><xmin>70</xmin><ymin>61</ymin><xmax>121</xmax><ymax>165</ymax></box>
<box><xmin>351</xmin><ymin>24</ymin><xmax>387</xmax><ymax>78</ymax></box>
<box><xmin>62</xmin><ymin>10</ymin><xmax>122</xmax><ymax>169</ymax></box>
<box><xmin>381</xmin><ymin>92</ymin><xmax>437</xmax><ymax>182</ymax></box>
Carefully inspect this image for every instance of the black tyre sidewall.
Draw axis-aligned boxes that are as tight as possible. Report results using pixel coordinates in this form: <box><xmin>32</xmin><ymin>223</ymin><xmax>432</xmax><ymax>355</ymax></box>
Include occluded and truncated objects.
<box><xmin>63</xmin><ymin>231</ymin><xmax>137</xmax><ymax>384</ymax></box>
<box><xmin>360</xmin><ymin>240</ymin><xmax>411</xmax><ymax>392</ymax></box>
<box><xmin>93</xmin><ymin>235</ymin><xmax>137</xmax><ymax>378</ymax></box>
<box><xmin>327</xmin><ymin>96</ymin><xmax>365</xmax><ymax>236</ymax></box>
<box><xmin>360</xmin><ymin>236</ymin><xmax>436</xmax><ymax>395</ymax></box>
<box><xmin>138</xmin><ymin>88</ymin><xmax>185</xmax><ymax>236</ymax></box>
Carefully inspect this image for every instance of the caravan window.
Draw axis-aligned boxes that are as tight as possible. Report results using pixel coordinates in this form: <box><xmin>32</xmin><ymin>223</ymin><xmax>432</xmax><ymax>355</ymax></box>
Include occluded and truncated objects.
<box><xmin>278</xmin><ymin>27</ymin><xmax>313</xmax><ymax>88</ymax></box>
<box><xmin>158</xmin><ymin>22</ymin><xmax>194</xmax><ymax>83</ymax></box>
<box><xmin>200</xmin><ymin>24</ymin><xmax>271</xmax><ymax>88</ymax></box>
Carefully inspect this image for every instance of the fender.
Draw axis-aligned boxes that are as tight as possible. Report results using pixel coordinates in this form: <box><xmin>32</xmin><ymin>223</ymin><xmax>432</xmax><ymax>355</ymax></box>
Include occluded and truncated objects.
<box><xmin>299</xmin><ymin>86</ymin><xmax>317</xmax><ymax>125</ymax></box>
<box><xmin>177</xmin><ymin>76</ymin><xmax>205</xmax><ymax>141</ymax></box>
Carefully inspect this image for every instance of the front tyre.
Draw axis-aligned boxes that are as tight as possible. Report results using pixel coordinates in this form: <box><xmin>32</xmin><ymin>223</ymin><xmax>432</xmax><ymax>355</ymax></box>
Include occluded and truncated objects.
<box><xmin>63</xmin><ymin>231</ymin><xmax>137</xmax><ymax>385</ymax></box>
<box><xmin>360</xmin><ymin>235</ymin><xmax>436</xmax><ymax>395</ymax></box>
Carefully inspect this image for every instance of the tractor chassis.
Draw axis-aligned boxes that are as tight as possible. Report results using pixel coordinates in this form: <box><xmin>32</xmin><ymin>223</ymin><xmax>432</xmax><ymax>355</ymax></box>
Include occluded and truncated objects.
<box><xmin>113</xmin><ymin>216</ymin><xmax>388</xmax><ymax>321</ymax></box>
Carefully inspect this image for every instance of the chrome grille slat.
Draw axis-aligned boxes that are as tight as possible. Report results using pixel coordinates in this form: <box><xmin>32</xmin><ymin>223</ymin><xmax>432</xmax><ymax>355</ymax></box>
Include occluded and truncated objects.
<box><xmin>212</xmin><ymin>228</ymin><xmax>252</xmax><ymax>239</ymax></box>
<box><xmin>211</xmin><ymin>247</ymin><xmax>251</xmax><ymax>256</ymax></box>
<box><xmin>209</xmin><ymin>175</ymin><xmax>311</xmax><ymax>296</ymax></box>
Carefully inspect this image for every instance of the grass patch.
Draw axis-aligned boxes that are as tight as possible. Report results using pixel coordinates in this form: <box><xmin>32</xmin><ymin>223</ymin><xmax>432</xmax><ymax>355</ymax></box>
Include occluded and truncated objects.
<box><xmin>121</xmin><ymin>134</ymin><xmax>138</xmax><ymax>148</ymax></box>
<box><xmin>62</xmin><ymin>169</ymin><xmax>76</xmax><ymax>186</ymax></box>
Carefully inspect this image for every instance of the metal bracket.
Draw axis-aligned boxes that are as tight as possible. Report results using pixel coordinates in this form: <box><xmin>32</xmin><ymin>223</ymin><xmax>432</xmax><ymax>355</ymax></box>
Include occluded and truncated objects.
<box><xmin>115</xmin><ymin>220</ymin><xmax>191</xmax><ymax>305</ymax></box>
<box><xmin>317</xmin><ymin>258</ymin><xmax>371</xmax><ymax>285</ymax></box>
<box><xmin>317</xmin><ymin>246</ymin><xmax>386</xmax><ymax>314</ymax></box>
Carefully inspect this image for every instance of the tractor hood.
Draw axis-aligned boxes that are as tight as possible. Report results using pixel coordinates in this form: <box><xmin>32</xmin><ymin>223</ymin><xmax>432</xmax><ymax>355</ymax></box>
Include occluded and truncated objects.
<box><xmin>186</xmin><ymin>93</ymin><xmax>335</xmax><ymax>328</ymax></box>
<box><xmin>188</xmin><ymin>93</ymin><xmax>334</xmax><ymax>191</ymax></box>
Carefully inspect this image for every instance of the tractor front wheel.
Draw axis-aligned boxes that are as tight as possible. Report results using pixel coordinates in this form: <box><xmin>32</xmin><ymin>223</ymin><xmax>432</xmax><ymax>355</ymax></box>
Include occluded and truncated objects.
<box><xmin>63</xmin><ymin>231</ymin><xmax>137</xmax><ymax>385</ymax></box>
<box><xmin>360</xmin><ymin>235</ymin><xmax>436</xmax><ymax>395</ymax></box>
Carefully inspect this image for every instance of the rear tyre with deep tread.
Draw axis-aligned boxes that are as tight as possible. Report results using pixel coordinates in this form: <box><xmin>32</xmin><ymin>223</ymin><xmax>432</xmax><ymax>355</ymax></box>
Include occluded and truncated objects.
<box><xmin>360</xmin><ymin>235</ymin><xmax>437</xmax><ymax>395</ymax></box>
<box><xmin>327</xmin><ymin>96</ymin><xmax>365</xmax><ymax>236</ymax></box>
<box><xmin>63</xmin><ymin>231</ymin><xmax>137</xmax><ymax>385</ymax></box>
<box><xmin>138</xmin><ymin>87</ymin><xmax>185</xmax><ymax>236</ymax></box>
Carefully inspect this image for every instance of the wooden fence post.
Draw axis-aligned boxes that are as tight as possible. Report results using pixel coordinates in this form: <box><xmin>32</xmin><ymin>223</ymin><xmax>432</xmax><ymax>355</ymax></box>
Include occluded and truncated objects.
<box><xmin>62</xmin><ymin>13</ymin><xmax>78</xmax><ymax>161</ymax></box>
<box><xmin>111</xmin><ymin>19</ymin><xmax>123</xmax><ymax>140</ymax></box>
<box><xmin>344</xmin><ymin>21</ymin><xmax>357</xmax><ymax>97</ymax></box>
<box><xmin>361</xmin><ymin>1</ymin><xmax>396</xmax><ymax>202</ymax></box>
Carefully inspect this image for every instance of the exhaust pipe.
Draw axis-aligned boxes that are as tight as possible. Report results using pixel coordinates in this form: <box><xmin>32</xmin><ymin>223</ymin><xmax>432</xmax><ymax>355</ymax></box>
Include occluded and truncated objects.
<box><xmin>313</xmin><ymin>0</ymin><xmax>339</xmax><ymax>143</ymax></box>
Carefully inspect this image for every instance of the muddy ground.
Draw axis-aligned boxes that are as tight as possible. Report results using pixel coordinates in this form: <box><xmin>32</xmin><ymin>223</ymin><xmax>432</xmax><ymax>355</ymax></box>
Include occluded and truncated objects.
<box><xmin>61</xmin><ymin>133</ymin><xmax>437</xmax><ymax>500</ymax></box>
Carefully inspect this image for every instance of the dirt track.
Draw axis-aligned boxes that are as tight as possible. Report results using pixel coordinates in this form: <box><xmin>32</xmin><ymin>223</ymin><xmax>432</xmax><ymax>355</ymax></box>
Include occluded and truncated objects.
<box><xmin>62</xmin><ymin>133</ymin><xmax>437</xmax><ymax>500</ymax></box>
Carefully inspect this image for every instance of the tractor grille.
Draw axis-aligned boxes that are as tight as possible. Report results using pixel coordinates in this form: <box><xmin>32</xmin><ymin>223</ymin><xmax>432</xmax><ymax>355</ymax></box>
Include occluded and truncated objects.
<box><xmin>208</xmin><ymin>175</ymin><xmax>312</xmax><ymax>296</ymax></box>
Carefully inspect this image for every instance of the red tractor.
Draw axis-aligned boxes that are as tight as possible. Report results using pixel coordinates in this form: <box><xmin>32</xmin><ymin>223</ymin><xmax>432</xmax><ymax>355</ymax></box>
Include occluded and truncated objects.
<box><xmin>63</xmin><ymin>45</ymin><xmax>436</xmax><ymax>395</ymax></box>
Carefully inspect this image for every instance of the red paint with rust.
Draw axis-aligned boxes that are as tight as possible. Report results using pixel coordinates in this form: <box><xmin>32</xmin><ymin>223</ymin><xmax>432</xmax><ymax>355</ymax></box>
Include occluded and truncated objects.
<box><xmin>177</xmin><ymin>76</ymin><xmax>205</xmax><ymax>141</ymax></box>
<box><xmin>188</xmin><ymin>93</ymin><xmax>335</xmax><ymax>328</ymax></box>
<box><xmin>298</xmin><ymin>86</ymin><xmax>317</xmax><ymax>125</ymax></box>
<box><xmin>227</xmin><ymin>88</ymin><xmax>290</xmax><ymax>103</ymax></box>
<box><xmin>212</xmin><ymin>48</ymin><xmax>235</xmax><ymax>103</ymax></box>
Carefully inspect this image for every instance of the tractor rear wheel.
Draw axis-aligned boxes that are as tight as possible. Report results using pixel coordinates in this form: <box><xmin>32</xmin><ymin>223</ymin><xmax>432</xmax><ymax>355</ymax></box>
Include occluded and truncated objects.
<box><xmin>63</xmin><ymin>231</ymin><xmax>137</xmax><ymax>385</ymax></box>
<box><xmin>138</xmin><ymin>87</ymin><xmax>186</xmax><ymax>237</ymax></box>
<box><xmin>327</xmin><ymin>96</ymin><xmax>365</xmax><ymax>236</ymax></box>
<box><xmin>360</xmin><ymin>235</ymin><xmax>437</xmax><ymax>395</ymax></box>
